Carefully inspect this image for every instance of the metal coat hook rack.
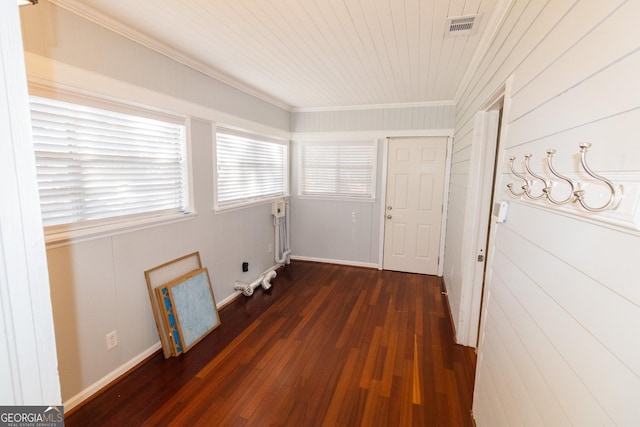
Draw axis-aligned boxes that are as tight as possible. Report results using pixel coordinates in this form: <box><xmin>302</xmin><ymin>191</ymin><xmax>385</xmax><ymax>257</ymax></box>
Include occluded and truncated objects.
<box><xmin>506</xmin><ymin>143</ymin><xmax>623</xmax><ymax>212</ymax></box>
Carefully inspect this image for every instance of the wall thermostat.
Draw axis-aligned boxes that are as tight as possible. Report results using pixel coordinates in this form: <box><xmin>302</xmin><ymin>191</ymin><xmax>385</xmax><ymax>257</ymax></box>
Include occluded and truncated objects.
<box><xmin>493</xmin><ymin>201</ymin><xmax>509</xmax><ymax>223</ymax></box>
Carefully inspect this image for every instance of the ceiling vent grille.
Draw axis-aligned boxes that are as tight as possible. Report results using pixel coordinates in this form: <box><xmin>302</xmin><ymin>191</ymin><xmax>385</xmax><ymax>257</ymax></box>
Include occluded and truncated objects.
<box><xmin>445</xmin><ymin>15</ymin><xmax>480</xmax><ymax>37</ymax></box>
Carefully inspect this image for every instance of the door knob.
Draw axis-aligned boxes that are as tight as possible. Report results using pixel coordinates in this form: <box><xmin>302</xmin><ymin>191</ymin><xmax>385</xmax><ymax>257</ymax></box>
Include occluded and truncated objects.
<box><xmin>386</xmin><ymin>214</ymin><xmax>392</xmax><ymax>219</ymax></box>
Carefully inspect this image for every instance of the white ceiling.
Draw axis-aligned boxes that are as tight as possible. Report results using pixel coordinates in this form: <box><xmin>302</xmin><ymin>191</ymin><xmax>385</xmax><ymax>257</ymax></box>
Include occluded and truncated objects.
<box><xmin>51</xmin><ymin>0</ymin><xmax>501</xmax><ymax>111</ymax></box>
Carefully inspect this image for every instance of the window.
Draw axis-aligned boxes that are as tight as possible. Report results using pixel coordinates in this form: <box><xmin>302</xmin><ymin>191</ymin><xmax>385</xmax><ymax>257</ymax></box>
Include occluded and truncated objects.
<box><xmin>30</xmin><ymin>96</ymin><xmax>189</xmax><ymax>233</ymax></box>
<box><xmin>214</xmin><ymin>127</ymin><xmax>288</xmax><ymax>210</ymax></box>
<box><xmin>299</xmin><ymin>140</ymin><xmax>377</xmax><ymax>200</ymax></box>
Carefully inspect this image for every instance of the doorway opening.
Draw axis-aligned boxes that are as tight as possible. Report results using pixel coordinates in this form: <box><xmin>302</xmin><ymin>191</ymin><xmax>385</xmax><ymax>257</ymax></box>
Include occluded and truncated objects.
<box><xmin>474</xmin><ymin>105</ymin><xmax>503</xmax><ymax>347</ymax></box>
<box><xmin>461</xmin><ymin>87</ymin><xmax>509</xmax><ymax>348</ymax></box>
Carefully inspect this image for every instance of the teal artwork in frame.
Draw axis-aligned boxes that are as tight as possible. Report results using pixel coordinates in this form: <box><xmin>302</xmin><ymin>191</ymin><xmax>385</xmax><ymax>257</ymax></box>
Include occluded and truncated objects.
<box><xmin>161</xmin><ymin>268</ymin><xmax>220</xmax><ymax>353</ymax></box>
<box><xmin>145</xmin><ymin>252</ymin><xmax>202</xmax><ymax>358</ymax></box>
<box><xmin>157</xmin><ymin>287</ymin><xmax>183</xmax><ymax>355</ymax></box>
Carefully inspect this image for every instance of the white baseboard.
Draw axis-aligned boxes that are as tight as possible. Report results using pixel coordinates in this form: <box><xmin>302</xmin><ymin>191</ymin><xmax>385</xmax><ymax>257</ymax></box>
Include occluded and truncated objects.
<box><xmin>217</xmin><ymin>290</ymin><xmax>243</xmax><ymax>308</ymax></box>
<box><xmin>63</xmin><ymin>341</ymin><xmax>162</xmax><ymax>412</ymax></box>
<box><xmin>290</xmin><ymin>255</ymin><xmax>378</xmax><ymax>269</ymax></box>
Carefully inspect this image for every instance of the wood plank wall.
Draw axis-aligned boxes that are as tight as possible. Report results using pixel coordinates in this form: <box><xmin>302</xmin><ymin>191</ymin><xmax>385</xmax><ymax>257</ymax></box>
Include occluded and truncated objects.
<box><xmin>447</xmin><ymin>0</ymin><xmax>640</xmax><ymax>425</ymax></box>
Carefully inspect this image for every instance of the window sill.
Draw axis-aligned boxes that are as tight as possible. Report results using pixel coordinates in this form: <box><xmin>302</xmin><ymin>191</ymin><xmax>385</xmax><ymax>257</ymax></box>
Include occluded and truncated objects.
<box><xmin>213</xmin><ymin>195</ymin><xmax>288</xmax><ymax>214</ymax></box>
<box><xmin>296</xmin><ymin>195</ymin><xmax>376</xmax><ymax>203</ymax></box>
<box><xmin>44</xmin><ymin>212</ymin><xmax>197</xmax><ymax>249</ymax></box>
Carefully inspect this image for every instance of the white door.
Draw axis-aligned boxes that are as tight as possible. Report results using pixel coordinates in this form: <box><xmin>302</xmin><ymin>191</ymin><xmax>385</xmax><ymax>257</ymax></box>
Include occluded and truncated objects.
<box><xmin>383</xmin><ymin>137</ymin><xmax>448</xmax><ymax>275</ymax></box>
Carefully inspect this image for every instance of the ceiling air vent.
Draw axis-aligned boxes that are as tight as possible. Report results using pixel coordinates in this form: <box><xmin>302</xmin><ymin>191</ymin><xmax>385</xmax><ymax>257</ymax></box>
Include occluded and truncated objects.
<box><xmin>445</xmin><ymin>14</ymin><xmax>481</xmax><ymax>37</ymax></box>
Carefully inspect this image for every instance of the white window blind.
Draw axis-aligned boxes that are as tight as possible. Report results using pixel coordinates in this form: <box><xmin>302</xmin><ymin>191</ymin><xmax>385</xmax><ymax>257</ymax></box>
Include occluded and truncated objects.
<box><xmin>300</xmin><ymin>140</ymin><xmax>376</xmax><ymax>199</ymax></box>
<box><xmin>215</xmin><ymin>127</ymin><xmax>288</xmax><ymax>209</ymax></box>
<box><xmin>30</xmin><ymin>96</ymin><xmax>188</xmax><ymax>229</ymax></box>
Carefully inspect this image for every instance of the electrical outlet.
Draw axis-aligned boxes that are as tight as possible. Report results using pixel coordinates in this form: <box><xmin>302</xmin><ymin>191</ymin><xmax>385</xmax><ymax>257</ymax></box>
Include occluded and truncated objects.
<box><xmin>106</xmin><ymin>330</ymin><xmax>118</xmax><ymax>350</ymax></box>
<box><xmin>268</xmin><ymin>244</ymin><xmax>273</xmax><ymax>253</ymax></box>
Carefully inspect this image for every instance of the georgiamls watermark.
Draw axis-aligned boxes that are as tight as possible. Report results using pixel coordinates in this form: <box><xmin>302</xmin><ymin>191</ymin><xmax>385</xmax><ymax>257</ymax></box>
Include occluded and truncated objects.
<box><xmin>0</xmin><ymin>406</ymin><xmax>63</xmax><ymax>427</ymax></box>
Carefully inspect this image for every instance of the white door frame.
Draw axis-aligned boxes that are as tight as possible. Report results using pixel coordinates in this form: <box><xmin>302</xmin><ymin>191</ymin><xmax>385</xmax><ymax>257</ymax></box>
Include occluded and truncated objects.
<box><xmin>455</xmin><ymin>76</ymin><xmax>513</xmax><ymax>347</ymax></box>
<box><xmin>0</xmin><ymin>1</ymin><xmax>61</xmax><ymax>404</ymax></box>
<box><xmin>378</xmin><ymin>135</ymin><xmax>453</xmax><ymax>277</ymax></box>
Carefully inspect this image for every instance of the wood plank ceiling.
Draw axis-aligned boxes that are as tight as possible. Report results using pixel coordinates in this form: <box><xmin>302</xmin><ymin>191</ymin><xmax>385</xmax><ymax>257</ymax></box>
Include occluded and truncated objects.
<box><xmin>50</xmin><ymin>0</ymin><xmax>500</xmax><ymax>110</ymax></box>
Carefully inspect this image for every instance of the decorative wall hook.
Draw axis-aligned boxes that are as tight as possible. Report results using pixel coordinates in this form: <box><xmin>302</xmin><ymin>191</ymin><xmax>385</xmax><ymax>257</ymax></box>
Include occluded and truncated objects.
<box><xmin>544</xmin><ymin>149</ymin><xmax>576</xmax><ymax>205</ymax></box>
<box><xmin>522</xmin><ymin>154</ymin><xmax>548</xmax><ymax>200</ymax></box>
<box><xmin>573</xmin><ymin>143</ymin><xmax>622</xmax><ymax>212</ymax></box>
<box><xmin>506</xmin><ymin>156</ymin><xmax>528</xmax><ymax>197</ymax></box>
<box><xmin>505</xmin><ymin>143</ymin><xmax>623</xmax><ymax>213</ymax></box>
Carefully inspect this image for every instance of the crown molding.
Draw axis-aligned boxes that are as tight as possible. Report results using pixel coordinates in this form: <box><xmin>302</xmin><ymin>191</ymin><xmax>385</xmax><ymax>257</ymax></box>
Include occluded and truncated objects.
<box><xmin>291</xmin><ymin>128</ymin><xmax>454</xmax><ymax>140</ymax></box>
<box><xmin>48</xmin><ymin>0</ymin><xmax>293</xmax><ymax>112</ymax></box>
<box><xmin>454</xmin><ymin>0</ymin><xmax>515</xmax><ymax>102</ymax></box>
<box><xmin>292</xmin><ymin>100</ymin><xmax>456</xmax><ymax>114</ymax></box>
<box><xmin>25</xmin><ymin>52</ymin><xmax>291</xmax><ymax>141</ymax></box>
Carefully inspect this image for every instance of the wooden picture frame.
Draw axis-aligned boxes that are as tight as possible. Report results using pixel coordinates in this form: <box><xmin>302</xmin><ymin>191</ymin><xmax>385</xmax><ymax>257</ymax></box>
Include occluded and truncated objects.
<box><xmin>155</xmin><ymin>285</ymin><xmax>184</xmax><ymax>355</ymax></box>
<box><xmin>145</xmin><ymin>252</ymin><xmax>202</xmax><ymax>358</ymax></box>
<box><xmin>157</xmin><ymin>268</ymin><xmax>220</xmax><ymax>353</ymax></box>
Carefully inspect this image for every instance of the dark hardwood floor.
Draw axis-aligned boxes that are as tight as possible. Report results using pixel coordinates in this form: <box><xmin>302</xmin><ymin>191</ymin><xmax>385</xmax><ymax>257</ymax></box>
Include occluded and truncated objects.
<box><xmin>65</xmin><ymin>261</ymin><xmax>476</xmax><ymax>426</ymax></box>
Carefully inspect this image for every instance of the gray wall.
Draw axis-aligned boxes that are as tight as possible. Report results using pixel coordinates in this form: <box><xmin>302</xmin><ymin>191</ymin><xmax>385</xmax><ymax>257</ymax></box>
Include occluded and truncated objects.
<box><xmin>21</xmin><ymin>1</ymin><xmax>290</xmax><ymax>408</ymax></box>
<box><xmin>289</xmin><ymin>138</ymin><xmax>385</xmax><ymax>266</ymax></box>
